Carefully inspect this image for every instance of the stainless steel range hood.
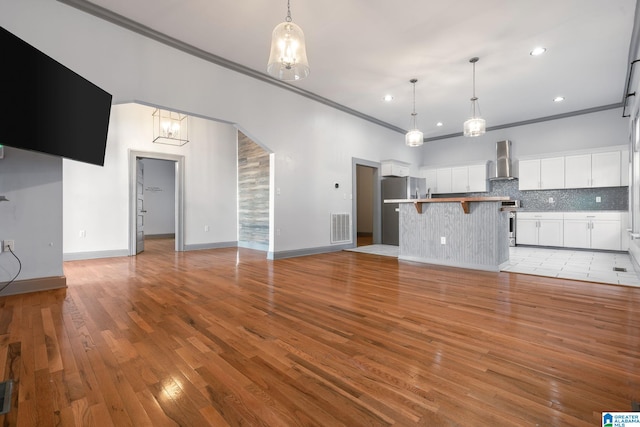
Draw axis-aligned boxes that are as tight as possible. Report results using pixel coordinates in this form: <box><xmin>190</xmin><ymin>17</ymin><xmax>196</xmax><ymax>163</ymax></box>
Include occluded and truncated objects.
<box><xmin>489</xmin><ymin>140</ymin><xmax>517</xmax><ymax>181</ymax></box>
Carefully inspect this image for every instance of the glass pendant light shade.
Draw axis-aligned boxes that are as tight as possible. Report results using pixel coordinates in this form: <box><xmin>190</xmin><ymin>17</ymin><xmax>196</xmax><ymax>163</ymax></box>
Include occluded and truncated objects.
<box><xmin>405</xmin><ymin>79</ymin><xmax>424</xmax><ymax>147</ymax></box>
<box><xmin>463</xmin><ymin>57</ymin><xmax>486</xmax><ymax>137</ymax></box>
<box><xmin>463</xmin><ymin>117</ymin><xmax>486</xmax><ymax>137</ymax></box>
<box><xmin>267</xmin><ymin>2</ymin><xmax>309</xmax><ymax>81</ymax></box>
<box><xmin>405</xmin><ymin>128</ymin><xmax>424</xmax><ymax>147</ymax></box>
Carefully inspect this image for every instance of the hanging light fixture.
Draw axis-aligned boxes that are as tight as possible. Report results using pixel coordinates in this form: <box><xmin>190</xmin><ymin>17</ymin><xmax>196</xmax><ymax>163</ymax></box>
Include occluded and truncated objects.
<box><xmin>267</xmin><ymin>0</ymin><xmax>310</xmax><ymax>81</ymax></box>
<box><xmin>463</xmin><ymin>57</ymin><xmax>486</xmax><ymax>137</ymax></box>
<box><xmin>152</xmin><ymin>109</ymin><xmax>189</xmax><ymax>146</ymax></box>
<box><xmin>405</xmin><ymin>79</ymin><xmax>424</xmax><ymax>147</ymax></box>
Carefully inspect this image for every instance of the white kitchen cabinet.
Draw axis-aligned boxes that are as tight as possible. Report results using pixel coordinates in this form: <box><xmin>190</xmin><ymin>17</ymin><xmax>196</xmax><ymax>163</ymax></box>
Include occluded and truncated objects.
<box><xmin>563</xmin><ymin>212</ymin><xmax>621</xmax><ymax>251</ymax></box>
<box><xmin>564</xmin><ymin>154</ymin><xmax>591</xmax><ymax>189</ymax></box>
<box><xmin>422</xmin><ymin>169</ymin><xmax>437</xmax><ymax>194</ymax></box>
<box><xmin>591</xmin><ymin>151</ymin><xmax>621</xmax><ymax>188</ymax></box>
<box><xmin>451</xmin><ymin>166</ymin><xmax>468</xmax><ymax>193</ymax></box>
<box><xmin>565</xmin><ymin>151</ymin><xmax>620</xmax><ymax>189</ymax></box>
<box><xmin>518</xmin><ymin>157</ymin><xmax>564</xmax><ymax>190</ymax></box>
<box><xmin>467</xmin><ymin>164</ymin><xmax>488</xmax><ymax>192</ymax></box>
<box><xmin>518</xmin><ymin>159</ymin><xmax>541</xmax><ymax>190</ymax></box>
<box><xmin>381</xmin><ymin>160</ymin><xmax>410</xmax><ymax>177</ymax></box>
<box><xmin>432</xmin><ymin>164</ymin><xmax>487</xmax><ymax>193</ymax></box>
<box><xmin>516</xmin><ymin>212</ymin><xmax>564</xmax><ymax>246</ymax></box>
<box><xmin>436</xmin><ymin>168</ymin><xmax>452</xmax><ymax>193</ymax></box>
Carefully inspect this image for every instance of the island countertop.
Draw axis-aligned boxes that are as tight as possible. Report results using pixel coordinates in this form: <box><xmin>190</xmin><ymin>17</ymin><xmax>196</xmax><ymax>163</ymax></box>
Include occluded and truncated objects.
<box><xmin>384</xmin><ymin>196</ymin><xmax>511</xmax><ymax>214</ymax></box>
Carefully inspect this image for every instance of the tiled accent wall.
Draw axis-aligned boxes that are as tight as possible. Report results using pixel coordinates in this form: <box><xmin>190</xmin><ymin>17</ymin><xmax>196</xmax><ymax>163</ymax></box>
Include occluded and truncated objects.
<box><xmin>442</xmin><ymin>179</ymin><xmax>628</xmax><ymax>212</ymax></box>
<box><xmin>238</xmin><ymin>131</ymin><xmax>270</xmax><ymax>247</ymax></box>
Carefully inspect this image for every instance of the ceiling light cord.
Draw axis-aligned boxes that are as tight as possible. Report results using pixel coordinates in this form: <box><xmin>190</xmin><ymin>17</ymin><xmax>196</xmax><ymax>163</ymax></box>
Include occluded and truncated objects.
<box><xmin>470</xmin><ymin>57</ymin><xmax>481</xmax><ymax>118</ymax></box>
<box><xmin>411</xmin><ymin>78</ymin><xmax>418</xmax><ymax>126</ymax></box>
<box><xmin>286</xmin><ymin>0</ymin><xmax>292</xmax><ymax>22</ymax></box>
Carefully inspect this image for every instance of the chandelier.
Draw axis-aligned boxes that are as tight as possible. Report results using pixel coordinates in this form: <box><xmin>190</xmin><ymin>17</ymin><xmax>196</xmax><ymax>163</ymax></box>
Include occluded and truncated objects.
<box><xmin>463</xmin><ymin>57</ymin><xmax>486</xmax><ymax>137</ymax></box>
<box><xmin>267</xmin><ymin>0</ymin><xmax>310</xmax><ymax>81</ymax></box>
<box><xmin>405</xmin><ymin>79</ymin><xmax>424</xmax><ymax>147</ymax></box>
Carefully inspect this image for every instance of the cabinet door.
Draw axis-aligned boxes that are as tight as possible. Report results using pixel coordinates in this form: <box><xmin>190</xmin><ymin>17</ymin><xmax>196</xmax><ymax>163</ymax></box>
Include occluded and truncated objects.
<box><xmin>516</xmin><ymin>219</ymin><xmax>539</xmax><ymax>245</ymax></box>
<box><xmin>565</xmin><ymin>154</ymin><xmax>591</xmax><ymax>188</ymax></box>
<box><xmin>423</xmin><ymin>169</ymin><xmax>437</xmax><ymax>194</ymax></box>
<box><xmin>467</xmin><ymin>164</ymin><xmax>488</xmax><ymax>192</ymax></box>
<box><xmin>591</xmin><ymin>151</ymin><xmax>620</xmax><ymax>188</ymax></box>
<box><xmin>590</xmin><ymin>220</ymin><xmax>621</xmax><ymax>250</ymax></box>
<box><xmin>436</xmin><ymin>168</ymin><xmax>452</xmax><ymax>193</ymax></box>
<box><xmin>518</xmin><ymin>159</ymin><xmax>541</xmax><ymax>190</ymax></box>
<box><xmin>540</xmin><ymin>157</ymin><xmax>565</xmax><ymax>189</ymax></box>
<box><xmin>538</xmin><ymin>219</ymin><xmax>563</xmax><ymax>247</ymax></box>
<box><xmin>451</xmin><ymin>166</ymin><xmax>469</xmax><ymax>193</ymax></box>
<box><xmin>563</xmin><ymin>219</ymin><xmax>591</xmax><ymax>249</ymax></box>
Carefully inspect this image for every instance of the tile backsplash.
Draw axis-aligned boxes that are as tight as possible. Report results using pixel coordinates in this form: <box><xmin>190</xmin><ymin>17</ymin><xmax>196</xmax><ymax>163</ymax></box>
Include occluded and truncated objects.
<box><xmin>438</xmin><ymin>179</ymin><xmax>628</xmax><ymax>211</ymax></box>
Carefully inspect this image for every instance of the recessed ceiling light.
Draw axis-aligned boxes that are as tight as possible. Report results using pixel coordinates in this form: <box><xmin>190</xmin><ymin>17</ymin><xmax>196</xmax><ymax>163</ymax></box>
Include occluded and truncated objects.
<box><xmin>553</xmin><ymin>96</ymin><xmax>565</xmax><ymax>102</ymax></box>
<box><xmin>530</xmin><ymin>47</ymin><xmax>547</xmax><ymax>56</ymax></box>
<box><xmin>436</xmin><ymin>122</ymin><xmax>443</xmax><ymax>127</ymax></box>
<box><xmin>382</xmin><ymin>94</ymin><xmax>394</xmax><ymax>102</ymax></box>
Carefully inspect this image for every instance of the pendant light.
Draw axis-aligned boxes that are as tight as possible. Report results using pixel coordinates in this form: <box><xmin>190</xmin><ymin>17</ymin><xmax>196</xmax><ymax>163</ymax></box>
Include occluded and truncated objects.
<box><xmin>267</xmin><ymin>0</ymin><xmax>310</xmax><ymax>81</ymax></box>
<box><xmin>405</xmin><ymin>79</ymin><xmax>424</xmax><ymax>147</ymax></box>
<box><xmin>463</xmin><ymin>57</ymin><xmax>486</xmax><ymax>137</ymax></box>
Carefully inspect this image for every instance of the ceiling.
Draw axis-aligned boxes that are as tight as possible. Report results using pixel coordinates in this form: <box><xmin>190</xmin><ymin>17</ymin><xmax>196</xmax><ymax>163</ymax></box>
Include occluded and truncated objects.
<box><xmin>64</xmin><ymin>0</ymin><xmax>638</xmax><ymax>140</ymax></box>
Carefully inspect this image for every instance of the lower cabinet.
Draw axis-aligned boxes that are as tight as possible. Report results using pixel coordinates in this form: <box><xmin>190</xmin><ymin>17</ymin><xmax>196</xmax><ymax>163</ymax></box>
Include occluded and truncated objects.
<box><xmin>517</xmin><ymin>211</ymin><xmax>626</xmax><ymax>251</ymax></box>
<box><xmin>516</xmin><ymin>212</ymin><xmax>564</xmax><ymax>246</ymax></box>
<box><xmin>563</xmin><ymin>212</ymin><xmax>622</xmax><ymax>251</ymax></box>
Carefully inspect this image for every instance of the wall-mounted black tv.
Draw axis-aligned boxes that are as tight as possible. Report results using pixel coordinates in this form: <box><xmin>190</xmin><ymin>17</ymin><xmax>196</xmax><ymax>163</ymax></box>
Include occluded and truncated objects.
<box><xmin>0</xmin><ymin>26</ymin><xmax>112</xmax><ymax>166</ymax></box>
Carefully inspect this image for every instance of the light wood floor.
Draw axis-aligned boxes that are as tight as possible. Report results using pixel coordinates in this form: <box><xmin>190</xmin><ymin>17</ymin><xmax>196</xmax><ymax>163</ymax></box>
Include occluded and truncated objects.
<box><xmin>1</xmin><ymin>239</ymin><xmax>639</xmax><ymax>426</ymax></box>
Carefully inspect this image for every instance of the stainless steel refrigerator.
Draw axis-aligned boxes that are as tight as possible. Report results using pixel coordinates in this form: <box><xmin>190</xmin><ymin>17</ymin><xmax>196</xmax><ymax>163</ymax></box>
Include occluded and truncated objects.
<box><xmin>381</xmin><ymin>176</ymin><xmax>426</xmax><ymax>245</ymax></box>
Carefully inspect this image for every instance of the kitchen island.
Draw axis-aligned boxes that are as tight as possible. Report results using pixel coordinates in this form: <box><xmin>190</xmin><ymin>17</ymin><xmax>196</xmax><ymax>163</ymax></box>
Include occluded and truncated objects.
<box><xmin>383</xmin><ymin>197</ymin><xmax>510</xmax><ymax>271</ymax></box>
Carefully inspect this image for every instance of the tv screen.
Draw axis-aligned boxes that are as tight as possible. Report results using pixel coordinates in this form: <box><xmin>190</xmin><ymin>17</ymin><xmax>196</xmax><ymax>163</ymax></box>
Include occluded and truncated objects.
<box><xmin>0</xmin><ymin>26</ymin><xmax>112</xmax><ymax>166</ymax></box>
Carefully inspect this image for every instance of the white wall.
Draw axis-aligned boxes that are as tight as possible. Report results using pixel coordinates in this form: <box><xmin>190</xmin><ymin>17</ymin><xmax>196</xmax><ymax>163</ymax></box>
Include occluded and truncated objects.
<box><xmin>1</xmin><ymin>0</ymin><xmax>418</xmax><ymax>263</ymax></box>
<box><xmin>1</xmin><ymin>0</ymin><xmax>634</xmax><ymax>282</ymax></box>
<box><xmin>0</xmin><ymin>148</ymin><xmax>63</xmax><ymax>283</ymax></box>
<box><xmin>419</xmin><ymin>108</ymin><xmax>628</xmax><ymax>169</ymax></box>
<box><xmin>140</xmin><ymin>158</ymin><xmax>175</xmax><ymax>236</ymax></box>
<box><xmin>63</xmin><ymin>103</ymin><xmax>238</xmax><ymax>257</ymax></box>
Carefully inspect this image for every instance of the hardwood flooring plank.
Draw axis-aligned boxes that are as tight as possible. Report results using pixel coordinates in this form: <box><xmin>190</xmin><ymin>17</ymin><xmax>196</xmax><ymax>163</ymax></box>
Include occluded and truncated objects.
<box><xmin>0</xmin><ymin>239</ymin><xmax>638</xmax><ymax>425</ymax></box>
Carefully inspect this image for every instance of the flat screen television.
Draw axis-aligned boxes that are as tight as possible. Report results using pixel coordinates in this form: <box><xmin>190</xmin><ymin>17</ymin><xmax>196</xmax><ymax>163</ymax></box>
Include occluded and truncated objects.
<box><xmin>0</xmin><ymin>26</ymin><xmax>112</xmax><ymax>166</ymax></box>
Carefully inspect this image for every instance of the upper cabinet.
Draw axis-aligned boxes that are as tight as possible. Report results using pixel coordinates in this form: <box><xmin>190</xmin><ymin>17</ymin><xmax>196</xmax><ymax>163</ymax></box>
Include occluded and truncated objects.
<box><xmin>519</xmin><ymin>149</ymin><xmax>626</xmax><ymax>190</ymax></box>
<box><xmin>518</xmin><ymin>157</ymin><xmax>564</xmax><ymax>190</ymax></box>
<box><xmin>436</xmin><ymin>168</ymin><xmax>453</xmax><ymax>193</ymax></box>
<box><xmin>421</xmin><ymin>163</ymin><xmax>488</xmax><ymax>194</ymax></box>
<box><xmin>381</xmin><ymin>160</ymin><xmax>410</xmax><ymax>177</ymax></box>
<box><xmin>565</xmin><ymin>151</ymin><xmax>620</xmax><ymax>188</ymax></box>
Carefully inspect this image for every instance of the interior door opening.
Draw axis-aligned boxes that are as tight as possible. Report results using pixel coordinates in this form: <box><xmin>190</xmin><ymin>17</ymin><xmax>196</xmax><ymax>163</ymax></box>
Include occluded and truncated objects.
<box><xmin>129</xmin><ymin>151</ymin><xmax>185</xmax><ymax>255</ymax></box>
<box><xmin>352</xmin><ymin>159</ymin><xmax>381</xmax><ymax>246</ymax></box>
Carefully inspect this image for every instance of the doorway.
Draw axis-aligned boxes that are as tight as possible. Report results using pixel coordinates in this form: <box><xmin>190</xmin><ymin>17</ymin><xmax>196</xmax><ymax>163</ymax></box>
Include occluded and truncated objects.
<box><xmin>128</xmin><ymin>150</ymin><xmax>185</xmax><ymax>255</ymax></box>
<box><xmin>352</xmin><ymin>158</ymin><xmax>381</xmax><ymax>246</ymax></box>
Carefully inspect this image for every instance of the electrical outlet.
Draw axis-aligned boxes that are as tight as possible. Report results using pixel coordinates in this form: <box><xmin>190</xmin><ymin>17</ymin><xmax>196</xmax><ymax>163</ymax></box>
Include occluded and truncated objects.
<box><xmin>204</xmin><ymin>225</ymin><xmax>210</xmax><ymax>232</ymax></box>
<box><xmin>440</xmin><ymin>236</ymin><xmax>446</xmax><ymax>245</ymax></box>
<box><xmin>548</xmin><ymin>197</ymin><xmax>554</xmax><ymax>203</ymax></box>
<box><xmin>596</xmin><ymin>196</ymin><xmax>601</xmax><ymax>203</ymax></box>
<box><xmin>79</xmin><ymin>230</ymin><xmax>86</xmax><ymax>238</ymax></box>
<box><xmin>3</xmin><ymin>240</ymin><xmax>15</xmax><ymax>252</ymax></box>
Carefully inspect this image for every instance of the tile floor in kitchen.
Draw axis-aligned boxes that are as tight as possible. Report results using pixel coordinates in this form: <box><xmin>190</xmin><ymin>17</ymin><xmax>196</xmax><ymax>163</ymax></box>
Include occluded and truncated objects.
<box><xmin>503</xmin><ymin>246</ymin><xmax>640</xmax><ymax>287</ymax></box>
<box><xmin>348</xmin><ymin>244</ymin><xmax>640</xmax><ymax>287</ymax></box>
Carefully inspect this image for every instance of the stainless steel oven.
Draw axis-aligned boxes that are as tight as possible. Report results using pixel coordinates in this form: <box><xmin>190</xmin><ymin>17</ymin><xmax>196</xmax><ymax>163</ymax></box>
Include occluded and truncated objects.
<box><xmin>501</xmin><ymin>200</ymin><xmax>520</xmax><ymax>246</ymax></box>
<box><xmin>508</xmin><ymin>211</ymin><xmax>516</xmax><ymax>246</ymax></box>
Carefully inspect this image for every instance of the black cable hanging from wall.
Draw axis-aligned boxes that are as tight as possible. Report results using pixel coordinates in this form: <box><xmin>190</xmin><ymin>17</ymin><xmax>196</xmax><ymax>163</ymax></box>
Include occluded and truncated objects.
<box><xmin>622</xmin><ymin>59</ymin><xmax>640</xmax><ymax>118</ymax></box>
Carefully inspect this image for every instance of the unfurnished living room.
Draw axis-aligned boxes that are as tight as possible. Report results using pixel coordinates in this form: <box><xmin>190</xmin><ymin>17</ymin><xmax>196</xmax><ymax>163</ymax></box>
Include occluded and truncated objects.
<box><xmin>1</xmin><ymin>0</ymin><xmax>640</xmax><ymax>426</ymax></box>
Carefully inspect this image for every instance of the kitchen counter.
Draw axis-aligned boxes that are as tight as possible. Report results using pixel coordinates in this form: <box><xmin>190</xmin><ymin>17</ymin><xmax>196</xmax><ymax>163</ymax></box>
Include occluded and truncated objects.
<box><xmin>384</xmin><ymin>196</ymin><xmax>510</xmax><ymax>214</ymax></box>
<box><xmin>384</xmin><ymin>196</ymin><xmax>510</xmax><ymax>271</ymax></box>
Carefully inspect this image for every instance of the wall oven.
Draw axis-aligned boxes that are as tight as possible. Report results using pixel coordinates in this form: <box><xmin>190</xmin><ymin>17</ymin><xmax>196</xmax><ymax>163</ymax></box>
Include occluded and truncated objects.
<box><xmin>501</xmin><ymin>201</ymin><xmax>520</xmax><ymax>247</ymax></box>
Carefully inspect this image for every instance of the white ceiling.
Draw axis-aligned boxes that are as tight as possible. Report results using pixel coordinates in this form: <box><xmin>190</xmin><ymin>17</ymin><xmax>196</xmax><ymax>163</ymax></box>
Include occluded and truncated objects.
<box><xmin>73</xmin><ymin>0</ymin><xmax>637</xmax><ymax>139</ymax></box>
